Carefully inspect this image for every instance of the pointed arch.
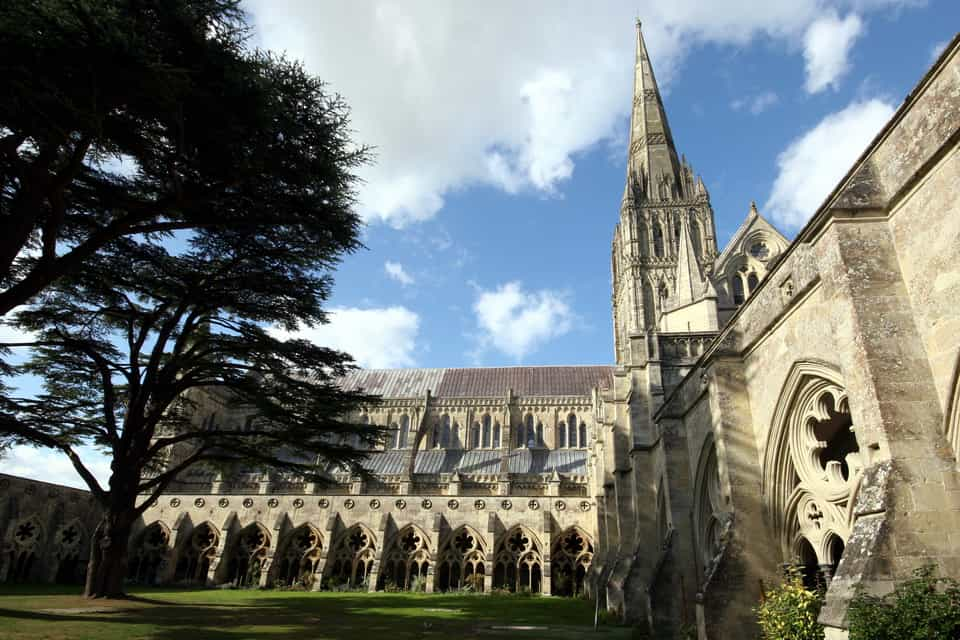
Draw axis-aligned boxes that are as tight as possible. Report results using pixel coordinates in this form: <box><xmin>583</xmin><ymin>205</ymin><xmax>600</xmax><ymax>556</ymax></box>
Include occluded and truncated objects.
<box><xmin>224</xmin><ymin>522</ymin><xmax>271</xmax><ymax>587</ymax></box>
<box><xmin>567</xmin><ymin>413</ymin><xmax>578</xmax><ymax>448</ymax></box>
<box><xmin>693</xmin><ymin>435</ymin><xmax>726</xmax><ymax>579</ymax></box>
<box><xmin>492</xmin><ymin>526</ymin><xmax>543</xmax><ymax>593</ymax></box>
<box><xmin>128</xmin><ymin>521</ymin><xmax>170</xmax><ymax>585</ymax></box>
<box><xmin>325</xmin><ymin>524</ymin><xmax>377</xmax><ymax>588</ymax></box>
<box><xmin>762</xmin><ymin>361</ymin><xmax>861</xmax><ymax>561</ymax></box>
<box><xmin>52</xmin><ymin>518</ymin><xmax>87</xmax><ymax>584</ymax></box>
<box><xmin>273</xmin><ymin>523</ymin><xmax>323</xmax><ymax>587</ymax></box>
<box><xmin>437</xmin><ymin>525</ymin><xmax>488</xmax><ymax>592</ymax></box>
<box><xmin>6</xmin><ymin>515</ymin><xmax>43</xmax><ymax>583</ymax></box>
<box><xmin>550</xmin><ymin>527</ymin><xmax>594</xmax><ymax>597</ymax></box>
<box><xmin>482</xmin><ymin>414</ymin><xmax>491</xmax><ymax>448</ymax></box>
<box><xmin>377</xmin><ymin>524</ymin><xmax>432</xmax><ymax>591</ymax></box>
<box><xmin>174</xmin><ymin>521</ymin><xmax>219</xmax><ymax>584</ymax></box>
<box><xmin>653</xmin><ymin>222</ymin><xmax>665</xmax><ymax>258</ymax></box>
<box><xmin>638</xmin><ymin>220</ymin><xmax>649</xmax><ymax>257</ymax></box>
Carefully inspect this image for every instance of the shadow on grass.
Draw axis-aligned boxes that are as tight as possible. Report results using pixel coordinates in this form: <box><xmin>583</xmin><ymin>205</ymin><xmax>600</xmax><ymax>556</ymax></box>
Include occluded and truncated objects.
<box><xmin>0</xmin><ymin>587</ymin><xmax>638</xmax><ymax>640</ymax></box>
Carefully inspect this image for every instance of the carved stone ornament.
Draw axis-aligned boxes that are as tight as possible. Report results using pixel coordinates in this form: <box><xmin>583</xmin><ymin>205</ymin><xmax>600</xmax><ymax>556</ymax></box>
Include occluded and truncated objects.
<box><xmin>292</xmin><ymin>498</ymin><xmax>304</xmax><ymax>509</ymax></box>
<box><xmin>421</xmin><ymin>499</ymin><xmax>433</xmax><ymax>509</ymax></box>
<box><xmin>344</xmin><ymin>498</ymin><xmax>355</xmax><ymax>510</ymax></box>
<box><xmin>218</xmin><ymin>498</ymin><xmax>229</xmax><ymax>508</ymax></box>
<box><xmin>501</xmin><ymin>499</ymin><xmax>513</xmax><ymax>510</ymax></box>
<box><xmin>528</xmin><ymin>500</ymin><xmax>540</xmax><ymax>511</ymax></box>
<box><xmin>194</xmin><ymin>498</ymin><xmax>205</xmax><ymax>508</ymax></box>
<box><xmin>474</xmin><ymin>499</ymin><xmax>486</xmax><ymax>510</ymax></box>
<box><xmin>395</xmin><ymin>499</ymin><xmax>407</xmax><ymax>510</ymax></box>
<box><xmin>242</xmin><ymin>498</ymin><xmax>254</xmax><ymax>508</ymax></box>
<box><xmin>369</xmin><ymin>498</ymin><xmax>381</xmax><ymax>510</ymax></box>
<box><xmin>267</xmin><ymin>498</ymin><xmax>279</xmax><ymax>508</ymax></box>
<box><xmin>169</xmin><ymin>498</ymin><xmax>181</xmax><ymax>508</ymax></box>
<box><xmin>579</xmin><ymin>500</ymin><xmax>592</xmax><ymax>512</ymax></box>
<box><xmin>555</xmin><ymin>500</ymin><xmax>567</xmax><ymax>511</ymax></box>
<box><xmin>318</xmin><ymin>498</ymin><xmax>330</xmax><ymax>509</ymax></box>
<box><xmin>448</xmin><ymin>499</ymin><xmax>460</xmax><ymax>510</ymax></box>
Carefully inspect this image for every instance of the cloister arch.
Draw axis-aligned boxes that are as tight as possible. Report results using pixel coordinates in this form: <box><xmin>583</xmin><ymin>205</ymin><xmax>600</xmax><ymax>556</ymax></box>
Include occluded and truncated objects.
<box><xmin>377</xmin><ymin>524</ymin><xmax>431</xmax><ymax>591</ymax></box>
<box><xmin>52</xmin><ymin>519</ymin><xmax>86</xmax><ymax>584</ymax></box>
<box><xmin>174</xmin><ymin>521</ymin><xmax>219</xmax><ymax>584</ymax></box>
<box><xmin>550</xmin><ymin>527</ymin><xmax>594</xmax><ymax>597</ymax></box>
<box><xmin>128</xmin><ymin>521</ymin><xmax>170</xmax><ymax>585</ymax></box>
<box><xmin>223</xmin><ymin>522</ymin><xmax>271</xmax><ymax>587</ymax></box>
<box><xmin>436</xmin><ymin>525</ymin><xmax>487</xmax><ymax>592</ymax></box>
<box><xmin>762</xmin><ymin>361</ymin><xmax>862</xmax><ymax>583</ymax></box>
<box><xmin>5</xmin><ymin>515</ymin><xmax>43</xmax><ymax>583</ymax></box>
<box><xmin>325</xmin><ymin>524</ymin><xmax>377</xmax><ymax>588</ymax></box>
<box><xmin>273</xmin><ymin>523</ymin><xmax>323</xmax><ymax>587</ymax></box>
<box><xmin>693</xmin><ymin>435</ymin><xmax>728</xmax><ymax>579</ymax></box>
<box><xmin>492</xmin><ymin>526</ymin><xmax>543</xmax><ymax>593</ymax></box>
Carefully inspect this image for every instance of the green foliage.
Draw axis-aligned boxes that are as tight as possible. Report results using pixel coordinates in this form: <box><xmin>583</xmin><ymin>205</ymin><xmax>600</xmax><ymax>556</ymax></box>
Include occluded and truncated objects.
<box><xmin>464</xmin><ymin>573</ymin><xmax>485</xmax><ymax>592</ymax></box>
<box><xmin>848</xmin><ymin>566</ymin><xmax>960</xmax><ymax>640</ymax></box>
<box><xmin>756</xmin><ymin>569</ymin><xmax>825</xmax><ymax>640</ymax></box>
<box><xmin>409</xmin><ymin>575</ymin><xmax>427</xmax><ymax>593</ymax></box>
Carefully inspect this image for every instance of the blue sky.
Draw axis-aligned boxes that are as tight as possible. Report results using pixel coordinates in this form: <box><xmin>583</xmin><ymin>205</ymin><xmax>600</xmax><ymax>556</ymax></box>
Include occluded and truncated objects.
<box><xmin>3</xmin><ymin>0</ymin><xmax>957</xmax><ymax>487</ymax></box>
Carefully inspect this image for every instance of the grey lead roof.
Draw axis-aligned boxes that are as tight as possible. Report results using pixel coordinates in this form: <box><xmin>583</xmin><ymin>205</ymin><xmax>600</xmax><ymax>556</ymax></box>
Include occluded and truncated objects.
<box><xmin>360</xmin><ymin>448</ymin><xmax>588</xmax><ymax>476</ymax></box>
<box><xmin>340</xmin><ymin>366</ymin><xmax>613</xmax><ymax>399</ymax></box>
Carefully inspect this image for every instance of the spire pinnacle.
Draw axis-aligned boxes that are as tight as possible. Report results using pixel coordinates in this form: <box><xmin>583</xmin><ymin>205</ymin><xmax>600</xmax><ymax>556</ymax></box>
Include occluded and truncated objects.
<box><xmin>671</xmin><ymin>217</ymin><xmax>706</xmax><ymax>308</ymax></box>
<box><xmin>626</xmin><ymin>21</ymin><xmax>685</xmax><ymax>202</ymax></box>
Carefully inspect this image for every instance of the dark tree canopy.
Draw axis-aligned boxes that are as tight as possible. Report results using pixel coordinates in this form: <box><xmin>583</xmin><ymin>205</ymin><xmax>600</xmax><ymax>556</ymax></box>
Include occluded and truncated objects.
<box><xmin>0</xmin><ymin>0</ymin><xmax>362</xmax><ymax>315</ymax></box>
<box><xmin>0</xmin><ymin>0</ymin><xmax>382</xmax><ymax>598</ymax></box>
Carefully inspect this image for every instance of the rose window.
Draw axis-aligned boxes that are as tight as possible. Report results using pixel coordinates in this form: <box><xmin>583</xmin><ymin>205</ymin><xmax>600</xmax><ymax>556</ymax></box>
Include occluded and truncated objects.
<box><xmin>15</xmin><ymin>522</ymin><xmax>37</xmax><ymax>542</ymax></box>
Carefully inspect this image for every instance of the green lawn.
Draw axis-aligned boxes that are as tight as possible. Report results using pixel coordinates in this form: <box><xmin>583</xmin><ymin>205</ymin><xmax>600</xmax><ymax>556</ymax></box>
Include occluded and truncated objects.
<box><xmin>0</xmin><ymin>585</ymin><xmax>637</xmax><ymax>640</ymax></box>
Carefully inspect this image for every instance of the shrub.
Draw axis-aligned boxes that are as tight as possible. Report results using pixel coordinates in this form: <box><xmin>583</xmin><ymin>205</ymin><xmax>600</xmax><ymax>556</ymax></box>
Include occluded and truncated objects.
<box><xmin>848</xmin><ymin>566</ymin><xmax>960</xmax><ymax>640</ymax></box>
<box><xmin>755</xmin><ymin>568</ymin><xmax>825</xmax><ymax>640</ymax></box>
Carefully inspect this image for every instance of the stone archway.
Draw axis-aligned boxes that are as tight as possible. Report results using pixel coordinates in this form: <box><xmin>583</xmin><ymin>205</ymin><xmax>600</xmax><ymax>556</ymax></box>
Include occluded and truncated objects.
<box><xmin>52</xmin><ymin>519</ymin><xmax>86</xmax><ymax>584</ymax></box>
<box><xmin>436</xmin><ymin>525</ymin><xmax>487</xmax><ymax>592</ymax></box>
<box><xmin>492</xmin><ymin>526</ymin><xmax>543</xmax><ymax>593</ymax></box>
<box><xmin>128</xmin><ymin>522</ymin><xmax>170</xmax><ymax>585</ymax></box>
<box><xmin>224</xmin><ymin>522</ymin><xmax>271</xmax><ymax>587</ymax></box>
<box><xmin>273</xmin><ymin>524</ymin><xmax>322</xmax><ymax>587</ymax></box>
<box><xmin>174</xmin><ymin>521</ymin><xmax>219</xmax><ymax>584</ymax></box>
<box><xmin>325</xmin><ymin>525</ymin><xmax>377</xmax><ymax>588</ymax></box>
<box><xmin>6</xmin><ymin>516</ymin><xmax>43</xmax><ymax>583</ymax></box>
<box><xmin>550</xmin><ymin>527</ymin><xmax>594</xmax><ymax>597</ymax></box>
<box><xmin>377</xmin><ymin>525</ymin><xmax>431</xmax><ymax>591</ymax></box>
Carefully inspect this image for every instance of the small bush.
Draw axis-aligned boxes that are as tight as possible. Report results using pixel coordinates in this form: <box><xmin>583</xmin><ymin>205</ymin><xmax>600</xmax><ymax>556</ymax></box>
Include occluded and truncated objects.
<box><xmin>848</xmin><ymin>566</ymin><xmax>960</xmax><ymax>640</ymax></box>
<box><xmin>755</xmin><ymin>568</ymin><xmax>825</xmax><ymax>640</ymax></box>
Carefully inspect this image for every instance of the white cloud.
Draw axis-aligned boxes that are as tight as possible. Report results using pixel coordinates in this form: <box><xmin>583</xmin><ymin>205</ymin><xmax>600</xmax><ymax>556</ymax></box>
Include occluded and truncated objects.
<box><xmin>765</xmin><ymin>98</ymin><xmax>894</xmax><ymax>230</ymax></box>
<box><xmin>1</xmin><ymin>444</ymin><xmax>112</xmax><ymax>490</ymax></box>
<box><xmin>472</xmin><ymin>281</ymin><xmax>573</xmax><ymax>361</ymax></box>
<box><xmin>929</xmin><ymin>39</ymin><xmax>948</xmax><ymax>63</ymax></box>
<box><xmin>803</xmin><ymin>12</ymin><xmax>864</xmax><ymax>93</ymax></box>
<box><xmin>731</xmin><ymin>90</ymin><xmax>779</xmax><ymax>114</ymax></box>
<box><xmin>384</xmin><ymin>261</ymin><xmax>415</xmax><ymax>286</ymax></box>
<box><xmin>245</xmin><ymin>1</ymin><xmax>916</xmax><ymax>227</ymax></box>
<box><xmin>272</xmin><ymin>306</ymin><xmax>421</xmax><ymax>368</ymax></box>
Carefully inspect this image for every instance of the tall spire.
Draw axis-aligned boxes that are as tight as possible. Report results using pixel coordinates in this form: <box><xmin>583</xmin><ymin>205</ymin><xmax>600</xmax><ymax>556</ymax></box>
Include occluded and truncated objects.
<box><xmin>626</xmin><ymin>21</ymin><xmax>688</xmax><ymax>202</ymax></box>
<box><xmin>671</xmin><ymin>216</ymin><xmax>707</xmax><ymax>308</ymax></box>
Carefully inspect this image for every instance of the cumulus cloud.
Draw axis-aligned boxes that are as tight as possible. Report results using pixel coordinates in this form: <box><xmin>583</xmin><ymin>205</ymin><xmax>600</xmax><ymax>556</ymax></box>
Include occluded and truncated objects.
<box><xmin>272</xmin><ymin>306</ymin><xmax>421</xmax><ymax>368</ymax></box>
<box><xmin>803</xmin><ymin>12</ymin><xmax>864</xmax><ymax>93</ymax></box>
<box><xmin>1</xmin><ymin>444</ymin><xmax>112</xmax><ymax>490</ymax></box>
<box><xmin>730</xmin><ymin>90</ymin><xmax>779</xmax><ymax>114</ymax></box>
<box><xmin>765</xmin><ymin>98</ymin><xmax>894</xmax><ymax>230</ymax></box>
<box><xmin>384</xmin><ymin>261</ymin><xmax>415</xmax><ymax>286</ymax></box>
<box><xmin>472</xmin><ymin>281</ymin><xmax>574</xmax><ymax>361</ymax></box>
<box><xmin>245</xmin><ymin>1</ymin><xmax>916</xmax><ymax>227</ymax></box>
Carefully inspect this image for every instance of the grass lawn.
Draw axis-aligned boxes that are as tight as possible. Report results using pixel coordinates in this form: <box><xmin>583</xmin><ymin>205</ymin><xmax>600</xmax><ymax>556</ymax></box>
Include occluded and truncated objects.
<box><xmin>0</xmin><ymin>585</ymin><xmax>638</xmax><ymax>640</ymax></box>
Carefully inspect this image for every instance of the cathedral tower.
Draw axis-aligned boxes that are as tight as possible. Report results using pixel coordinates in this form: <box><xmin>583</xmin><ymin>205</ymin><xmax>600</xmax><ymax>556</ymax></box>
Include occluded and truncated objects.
<box><xmin>612</xmin><ymin>21</ymin><xmax>719</xmax><ymax>367</ymax></box>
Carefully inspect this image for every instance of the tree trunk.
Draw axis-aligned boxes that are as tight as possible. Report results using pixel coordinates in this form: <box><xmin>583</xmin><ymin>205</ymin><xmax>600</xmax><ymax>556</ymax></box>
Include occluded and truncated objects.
<box><xmin>84</xmin><ymin>506</ymin><xmax>135</xmax><ymax>598</ymax></box>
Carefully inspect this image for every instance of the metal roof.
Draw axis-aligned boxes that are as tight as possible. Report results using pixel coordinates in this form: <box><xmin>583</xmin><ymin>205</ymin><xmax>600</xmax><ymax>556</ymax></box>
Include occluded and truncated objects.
<box><xmin>360</xmin><ymin>448</ymin><xmax>587</xmax><ymax>476</ymax></box>
<box><xmin>342</xmin><ymin>366</ymin><xmax>613</xmax><ymax>399</ymax></box>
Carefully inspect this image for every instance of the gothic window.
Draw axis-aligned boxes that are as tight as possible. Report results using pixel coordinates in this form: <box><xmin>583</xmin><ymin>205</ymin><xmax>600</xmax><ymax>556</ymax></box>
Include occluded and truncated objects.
<box><xmin>390</xmin><ymin>422</ymin><xmax>400</xmax><ymax>449</ymax></box>
<box><xmin>482</xmin><ymin>414</ymin><xmax>491</xmax><ymax>448</ymax></box>
<box><xmin>398</xmin><ymin>414</ymin><xmax>410</xmax><ymax>448</ymax></box>
<box><xmin>578</xmin><ymin>422</ymin><xmax>587</xmax><ymax>448</ymax></box>
<box><xmin>437</xmin><ymin>526</ymin><xmax>487</xmax><ymax>592</ymax></box>
<box><xmin>638</xmin><ymin>222</ymin><xmax>649</xmax><ymax>257</ymax></box>
<box><xmin>558</xmin><ymin>420</ymin><xmax>567</xmax><ymax>449</ymax></box>
<box><xmin>653</xmin><ymin>223</ymin><xmax>665</xmax><ymax>258</ymax></box>
<box><xmin>7</xmin><ymin>516</ymin><xmax>42</xmax><ymax>583</ymax></box>
<box><xmin>642</xmin><ymin>280</ymin><xmax>657</xmax><ymax>329</ymax></box>
<box><xmin>53</xmin><ymin>520</ymin><xmax>85</xmax><ymax>584</ymax></box>
<box><xmin>493</xmin><ymin>422</ymin><xmax>501</xmax><ymax>448</ymax></box>
<box><xmin>275</xmin><ymin>525</ymin><xmax>322</xmax><ymax>587</ymax></box>
<box><xmin>452</xmin><ymin>422</ymin><xmax>460</xmax><ymax>448</ymax></box>
<box><xmin>377</xmin><ymin>526</ymin><xmax>431</xmax><ymax>591</ymax></box>
<box><xmin>690</xmin><ymin>217</ymin><xmax>703</xmax><ymax>257</ymax></box>
<box><xmin>731</xmin><ymin>276</ymin><xmax>745</xmax><ymax>305</ymax></box>
<box><xmin>471</xmin><ymin>422</ymin><xmax>480</xmax><ymax>449</ymax></box>
<box><xmin>747</xmin><ymin>272</ymin><xmax>759</xmax><ymax>294</ymax></box>
<box><xmin>440</xmin><ymin>415</ymin><xmax>451</xmax><ymax>448</ymax></box>
<box><xmin>764</xmin><ymin>364</ymin><xmax>862</xmax><ymax>588</ymax></box>
<box><xmin>536</xmin><ymin>421</ymin><xmax>544</xmax><ymax>447</ymax></box>
<box><xmin>749</xmin><ymin>241</ymin><xmax>770</xmax><ymax>260</ymax></box>
<box><xmin>694</xmin><ymin>441</ymin><xmax>726</xmax><ymax>577</ymax></box>
<box><xmin>128</xmin><ymin>522</ymin><xmax>169</xmax><ymax>585</ymax></box>
<box><xmin>567</xmin><ymin>413</ymin><xmax>578</xmax><ymax>448</ymax></box>
<box><xmin>174</xmin><ymin>522</ymin><xmax>219</xmax><ymax>584</ymax></box>
<box><xmin>550</xmin><ymin>528</ymin><xmax>594</xmax><ymax>597</ymax></box>
<box><xmin>522</xmin><ymin>414</ymin><xmax>534</xmax><ymax>448</ymax></box>
<box><xmin>492</xmin><ymin>526</ymin><xmax>543</xmax><ymax>594</ymax></box>
<box><xmin>226</xmin><ymin>523</ymin><xmax>271</xmax><ymax>587</ymax></box>
<box><xmin>326</xmin><ymin>525</ymin><xmax>377</xmax><ymax>588</ymax></box>
<box><xmin>674</xmin><ymin>219</ymin><xmax>682</xmax><ymax>252</ymax></box>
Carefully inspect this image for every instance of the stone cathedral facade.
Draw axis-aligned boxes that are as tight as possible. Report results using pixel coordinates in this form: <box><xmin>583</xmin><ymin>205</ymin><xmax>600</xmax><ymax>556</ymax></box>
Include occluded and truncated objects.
<box><xmin>4</xmin><ymin>24</ymin><xmax>960</xmax><ymax>640</ymax></box>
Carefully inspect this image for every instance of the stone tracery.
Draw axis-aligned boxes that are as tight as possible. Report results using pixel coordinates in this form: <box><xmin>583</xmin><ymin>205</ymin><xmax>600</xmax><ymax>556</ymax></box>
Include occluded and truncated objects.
<box><xmin>437</xmin><ymin>525</ymin><xmax>486</xmax><ymax>591</ymax></box>
<box><xmin>274</xmin><ymin>524</ymin><xmax>322</xmax><ymax>586</ymax></box>
<box><xmin>377</xmin><ymin>525</ymin><xmax>430</xmax><ymax>590</ymax></box>
<box><xmin>492</xmin><ymin>526</ymin><xmax>543</xmax><ymax>593</ymax></box>
<box><xmin>174</xmin><ymin>521</ymin><xmax>219</xmax><ymax>584</ymax></box>
<box><xmin>550</xmin><ymin>527</ymin><xmax>593</xmax><ymax>596</ymax></box>
<box><xmin>326</xmin><ymin>524</ymin><xmax>376</xmax><ymax>587</ymax></box>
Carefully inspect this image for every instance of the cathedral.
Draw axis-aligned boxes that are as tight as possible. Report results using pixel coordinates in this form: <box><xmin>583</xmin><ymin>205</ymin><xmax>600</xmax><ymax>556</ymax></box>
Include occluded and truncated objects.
<box><xmin>3</xmin><ymin>23</ymin><xmax>960</xmax><ymax>640</ymax></box>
